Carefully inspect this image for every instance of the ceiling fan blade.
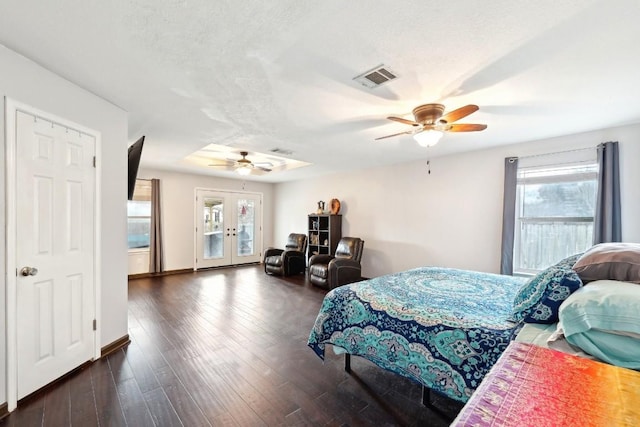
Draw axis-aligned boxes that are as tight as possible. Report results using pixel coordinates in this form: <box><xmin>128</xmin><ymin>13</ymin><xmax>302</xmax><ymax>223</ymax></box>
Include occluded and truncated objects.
<box><xmin>446</xmin><ymin>123</ymin><xmax>487</xmax><ymax>132</ymax></box>
<box><xmin>374</xmin><ymin>130</ymin><xmax>414</xmax><ymax>140</ymax></box>
<box><xmin>440</xmin><ymin>105</ymin><xmax>479</xmax><ymax>124</ymax></box>
<box><xmin>209</xmin><ymin>161</ymin><xmax>235</xmax><ymax>167</ymax></box>
<box><xmin>256</xmin><ymin>166</ymin><xmax>272</xmax><ymax>172</ymax></box>
<box><xmin>253</xmin><ymin>162</ymin><xmax>273</xmax><ymax>168</ymax></box>
<box><xmin>387</xmin><ymin>116</ymin><xmax>420</xmax><ymax>126</ymax></box>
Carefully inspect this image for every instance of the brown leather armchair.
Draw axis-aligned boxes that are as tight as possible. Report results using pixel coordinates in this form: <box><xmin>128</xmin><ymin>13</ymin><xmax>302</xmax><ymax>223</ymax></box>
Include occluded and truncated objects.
<box><xmin>309</xmin><ymin>237</ymin><xmax>364</xmax><ymax>289</ymax></box>
<box><xmin>264</xmin><ymin>233</ymin><xmax>307</xmax><ymax>276</ymax></box>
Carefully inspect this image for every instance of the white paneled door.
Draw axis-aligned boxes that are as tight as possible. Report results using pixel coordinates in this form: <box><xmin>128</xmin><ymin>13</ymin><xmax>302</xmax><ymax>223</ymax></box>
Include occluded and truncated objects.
<box><xmin>15</xmin><ymin>110</ymin><xmax>96</xmax><ymax>399</ymax></box>
<box><xmin>195</xmin><ymin>190</ymin><xmax>262</xmax><ymax>269</ymax></box>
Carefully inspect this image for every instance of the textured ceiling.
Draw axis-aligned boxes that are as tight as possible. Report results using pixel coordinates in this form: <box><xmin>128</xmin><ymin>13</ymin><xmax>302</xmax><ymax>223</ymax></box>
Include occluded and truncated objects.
<box><xmin>1</xmin><ymin>0</ymin><xmax>639</xmax><ymax>182</ymax></box>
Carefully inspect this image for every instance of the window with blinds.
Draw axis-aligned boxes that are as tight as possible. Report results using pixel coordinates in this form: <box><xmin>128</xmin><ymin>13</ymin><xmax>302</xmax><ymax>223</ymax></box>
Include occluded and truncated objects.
<box><xmin>514</xmin><ymin>155</ymin><xmax>598</xmax><ymax>274</ymax></box>
<box><xmin>127</xmin><ymin>179</ymin><xmax>152</xmax><ymax>250</ymax></box>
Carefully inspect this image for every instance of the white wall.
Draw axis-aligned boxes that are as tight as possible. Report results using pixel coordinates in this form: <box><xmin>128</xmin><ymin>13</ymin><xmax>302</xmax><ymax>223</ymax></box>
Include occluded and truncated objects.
<box><xmin>136</xmin><ymin>168</ymin><xmax>275</xmax><ymax>271</ymax></box>
<box><xmin>274</xmin><ymin>123</ymin><xmax>640</xmax><ymax>279</ymax></box>
<box><xmin>128</xmin><ymin>250</ymin><xmax>151</xmax><ymax>275</ymax></box>
<box><xmin>1</xmin><ymin>44</ymin><xmax>129</xmax><ymax>404</ymax></box>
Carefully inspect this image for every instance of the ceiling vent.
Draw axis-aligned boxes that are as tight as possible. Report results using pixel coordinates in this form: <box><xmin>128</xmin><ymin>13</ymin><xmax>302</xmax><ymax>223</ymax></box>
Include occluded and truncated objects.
<box><xmin>353</xmin><ymin>64</ymin><xmax>398</xmax><ymax>89</ymax></box>
<box><xmin>270</xmin><ymin>148</ymin><xmax>293</xmax><ymax>156</ymax></box>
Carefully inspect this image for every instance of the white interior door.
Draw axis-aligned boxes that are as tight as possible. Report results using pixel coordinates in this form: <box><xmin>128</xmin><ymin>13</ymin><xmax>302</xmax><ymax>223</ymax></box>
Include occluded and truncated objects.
<box><xmin>15</xmin><ymin>110</ymin><xmax>96</xmax><ymax>399</ymax></box>
<box><xmin>195</xmin><ymin>190</ymin><xmax>262</xmax><ymax>269</ymax></box>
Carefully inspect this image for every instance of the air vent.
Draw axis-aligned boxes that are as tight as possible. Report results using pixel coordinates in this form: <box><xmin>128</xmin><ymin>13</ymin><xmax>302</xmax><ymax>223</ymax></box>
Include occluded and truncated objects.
<box><xmin>353</xmin><ymin>64</ymin><xmax>398</xmax><ymax>89</ymax></box>
<box><xmin>269</xmin><ymin>148</ymin><xmax>293</xmax><ymax>156</ymax></box>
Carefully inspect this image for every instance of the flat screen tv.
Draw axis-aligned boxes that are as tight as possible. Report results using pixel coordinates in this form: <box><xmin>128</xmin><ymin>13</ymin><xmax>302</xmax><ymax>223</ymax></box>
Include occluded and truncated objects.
<box><xmin>127</xmin><ymin>136</ymin><xmax>145</xmax><ymax>200</ymax></box>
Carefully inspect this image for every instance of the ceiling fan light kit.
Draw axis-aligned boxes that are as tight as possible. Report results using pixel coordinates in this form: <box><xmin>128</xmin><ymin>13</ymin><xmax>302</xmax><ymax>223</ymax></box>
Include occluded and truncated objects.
<box><xmin>413</xmin><ymin>130</ymin><xmax>443</xmax><ymax>147</ymax></box>
<box><xmin>236</xmin><ymin>165</ymin><xmax>252</xmax><ymax>175</ymax></box>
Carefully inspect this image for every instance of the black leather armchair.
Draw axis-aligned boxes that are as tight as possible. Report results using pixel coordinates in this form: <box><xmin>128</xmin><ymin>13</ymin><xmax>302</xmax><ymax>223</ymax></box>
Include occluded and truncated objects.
<box><xmin>309</xmin><ymin>237</ymin><xmax>364</xmax><ymax>289</ymax></box>
<box><xmin>264</xmin><ymin>233</ymin><xmax>307</xmax><ymax>276</ymax></box>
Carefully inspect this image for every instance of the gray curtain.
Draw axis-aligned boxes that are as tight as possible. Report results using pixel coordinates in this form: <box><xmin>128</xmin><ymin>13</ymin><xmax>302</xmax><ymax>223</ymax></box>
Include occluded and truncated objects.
<box><xmin>593</xmin><ymin>141</ymin><xmax>621</xmax><ymax>244</ymax></box>
<box><xmin>149</xmin><ymin>178</ymin><xmax>164</xmax><ymax>273</ymax></box>
<box><xmin>500</xmin><ymin>157</ymin><xmax>519</xmax><ymax>275</ymax></box>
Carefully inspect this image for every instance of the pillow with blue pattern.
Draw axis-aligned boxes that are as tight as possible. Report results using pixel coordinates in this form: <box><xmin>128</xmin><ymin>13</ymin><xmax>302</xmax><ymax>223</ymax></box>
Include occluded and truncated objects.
<box><xmin>511</xmin><ymin>254</ymin><xmax>583</xmax><ymax>324</ymax></box>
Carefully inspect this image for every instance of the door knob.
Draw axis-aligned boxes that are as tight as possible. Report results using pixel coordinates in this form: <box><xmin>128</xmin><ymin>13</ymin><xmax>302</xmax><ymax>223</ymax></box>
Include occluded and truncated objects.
<box><xmin>20</xmin><ymin>266</ymin><xmax>38</xmax><ymax>276</ymax></box>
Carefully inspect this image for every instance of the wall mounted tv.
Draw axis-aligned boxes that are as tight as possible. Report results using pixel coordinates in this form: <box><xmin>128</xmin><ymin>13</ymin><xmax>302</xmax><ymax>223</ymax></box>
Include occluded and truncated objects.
<box><xmin>127</xmin><ymin>135</ymin><xmax>145</xmax><ymax>200</ymax></box>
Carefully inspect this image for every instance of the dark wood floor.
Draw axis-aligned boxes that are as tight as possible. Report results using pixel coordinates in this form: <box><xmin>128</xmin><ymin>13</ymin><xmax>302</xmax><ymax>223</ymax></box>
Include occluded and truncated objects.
<box><xmin>1</xmin><ymin>264</ymin><xmax>463</xmax><ymax>426</ymax></box>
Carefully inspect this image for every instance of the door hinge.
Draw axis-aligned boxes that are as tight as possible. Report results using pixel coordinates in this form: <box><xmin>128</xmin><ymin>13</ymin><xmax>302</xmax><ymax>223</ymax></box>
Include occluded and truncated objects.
<box><xmin>93</xmin><ymin>156</ymin><xmax>96</xmax><ymax>168</ymax></box>
<box><xmin>92</xmin><ymin>319</ymin><xmax>97</xmax><ymax>331</ymax></box>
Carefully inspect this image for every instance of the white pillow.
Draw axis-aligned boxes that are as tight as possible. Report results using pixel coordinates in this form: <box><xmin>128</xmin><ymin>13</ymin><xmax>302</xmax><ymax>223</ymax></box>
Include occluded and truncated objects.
<box><xmin>559</xmin><ymin>280</ymin><xmax>640</xmax><ymax>368</ymax></box>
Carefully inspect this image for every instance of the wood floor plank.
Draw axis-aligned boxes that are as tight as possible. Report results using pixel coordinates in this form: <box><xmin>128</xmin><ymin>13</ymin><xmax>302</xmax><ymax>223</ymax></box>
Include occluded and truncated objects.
<box><xmin>107</xmin><ymin>348</ymin><xmax>135</xmax><ymax>384</ymax></box>
<box><xmin>142</xmin><ymin>387</ymin><xmax>183</xmax><ymax>427</ymax></box>
<box><xmin>42</xmin><ymin>380</ymin><xmax>70</xmax><ymax>427</ymax></box>
<box><xmin>90</xmin><ymin>358</ymin><xmax>127</xmax><ymax>427</ymax></box>
<box><xmin>161</xmin><ymin>348</ymin><xmax>229</xmax><ymax>420</ymax></box>
<box><xmin>69</xmin><ymin>366</ymin><xmax>99</xmax><ymax>427</ymax></box>
<box><xmin>122</xmin><ymin>343</ymin><xmax>161</xmax><ymax>394</ymax></box>
<box><xmin>276</xmin><ymin>381</ymin><xmax>334</xmax><ymax>426</ymax></box>
<box><xmin>154</xmin><ymin>364</ymin><xmax>212</xmax><ymax>427</ymax></box>
<box><xmin>183</xmin><ymin>356</ymin><xmax>267</xmax><ymax>426</ymax></box>
<box><xmin>2</xmin><ymin>394</ymin><xmax>44</xmax><ymax>427</ymax></box>
<box><xmin>115</xmin><ymin>377</ymin><xmax>156</xmax><ymax>427</ymax></box>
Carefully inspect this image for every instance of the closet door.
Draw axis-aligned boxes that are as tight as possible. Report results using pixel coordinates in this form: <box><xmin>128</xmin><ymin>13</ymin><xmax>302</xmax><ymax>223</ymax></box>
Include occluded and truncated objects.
<box><xmin>195</xmin><ymin>190</ymin><xmax>262</xmax><ymax>269</ymax></box>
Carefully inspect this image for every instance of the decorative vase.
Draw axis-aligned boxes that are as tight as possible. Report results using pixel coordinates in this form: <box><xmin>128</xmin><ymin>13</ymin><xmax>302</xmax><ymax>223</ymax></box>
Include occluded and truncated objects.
<box><xmin>330</xmin><ymin>198</ymin><xmax>341</xmax><ymax>215</ymax></box>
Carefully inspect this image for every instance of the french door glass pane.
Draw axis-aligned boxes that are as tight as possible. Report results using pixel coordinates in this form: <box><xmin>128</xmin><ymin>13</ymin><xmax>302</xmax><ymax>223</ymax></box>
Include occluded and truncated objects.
<box><xmin>237</xmin><ymin>199</ymin><xmax>255</xmax><ymax>256</ymax></box>
<box><xmin>203</xmin><ymin>197</ymin><xmax>224</xmax><ymax>259</ymax></box>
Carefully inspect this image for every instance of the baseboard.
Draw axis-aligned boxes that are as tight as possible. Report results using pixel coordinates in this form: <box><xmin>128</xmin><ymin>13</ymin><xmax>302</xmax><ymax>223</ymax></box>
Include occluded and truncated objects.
<box><xmin>0</xmin><ymin>403</ymin><xmax>8</xmax><ymax>420</ymax></box>
<box><xmin>16</xmin><ymin>360</ymin><xmax>93</xmax><ymax>407</ymax></box>
<box><xmin>195</xmin><ymin>262</ymin><xmax>260</xmax><ymax>272</ymax></box>
<box><xmin>128</xmin><ymin>263</ymin><xmax>264</xmax><ymax>280</ymax></box>
<box><xmin>101</xmin><ymin>334</ymin><xmax>131</xmax><ymax>357</ymax></box>
<box><xmin>128</xmin><ymin>268</ymin><xmax>192</xmax><ymax>280</ymax></box>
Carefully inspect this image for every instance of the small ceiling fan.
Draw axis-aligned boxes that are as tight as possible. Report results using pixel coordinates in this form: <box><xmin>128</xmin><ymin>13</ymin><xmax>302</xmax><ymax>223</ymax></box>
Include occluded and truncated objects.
<box><xmin>376</xmin><ymin>103</ymin><xmax>487</xmax><ymax>147</ymax></box>
<box><xmin>209</xmin><ymin>151</ymin><xmax>273</xmax><ymax>175</ymax></box>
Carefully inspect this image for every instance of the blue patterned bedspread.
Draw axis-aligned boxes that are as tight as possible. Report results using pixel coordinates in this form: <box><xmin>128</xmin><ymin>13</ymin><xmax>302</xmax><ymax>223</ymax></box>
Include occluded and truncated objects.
<box><xmin>307</xmin><ymin>267</ymin><xmax>528</xmax><ymax>403</ymax></box>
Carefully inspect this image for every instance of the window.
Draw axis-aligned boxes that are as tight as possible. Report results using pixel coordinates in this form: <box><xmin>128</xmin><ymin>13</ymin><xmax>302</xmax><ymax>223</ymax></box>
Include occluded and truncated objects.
<box><xmin>514</xmin><ymin>161</ymin><xmax>597</xmax><ymax>274</ymax></box>
<box><xmin>128</xmin><ymin>179</ymin><xmax>151</xmax><ymax>250</ymax></box>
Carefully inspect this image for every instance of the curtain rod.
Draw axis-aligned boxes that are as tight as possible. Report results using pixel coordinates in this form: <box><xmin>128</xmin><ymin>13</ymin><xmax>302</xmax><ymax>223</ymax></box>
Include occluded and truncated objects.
<box><xmin>508</xmin><ymin>146</ymin><xmax>595</xmax><ymax>162</ymax></box>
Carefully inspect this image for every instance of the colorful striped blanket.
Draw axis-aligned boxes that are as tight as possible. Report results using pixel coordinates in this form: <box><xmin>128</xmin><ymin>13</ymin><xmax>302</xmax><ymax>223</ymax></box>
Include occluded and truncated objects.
<box><xmin>452</xmin><ymin>342</ymin><xmax>640</xmax><ymax>426</ymax></box>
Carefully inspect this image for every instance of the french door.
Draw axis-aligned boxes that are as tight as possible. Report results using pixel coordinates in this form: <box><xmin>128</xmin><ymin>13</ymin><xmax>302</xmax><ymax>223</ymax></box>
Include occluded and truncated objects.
<box><xmin>195</xmin><ymin>190</ymin><xmax>262</xmax><ymax>269</ymax></box>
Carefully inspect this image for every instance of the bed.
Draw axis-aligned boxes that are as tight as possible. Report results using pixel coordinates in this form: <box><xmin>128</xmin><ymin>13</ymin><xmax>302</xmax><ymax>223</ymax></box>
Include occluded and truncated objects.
<box><xmin>307</xmin><ymin>266</ymin><xmax>528</xmax><ymax>403</ymax></box>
